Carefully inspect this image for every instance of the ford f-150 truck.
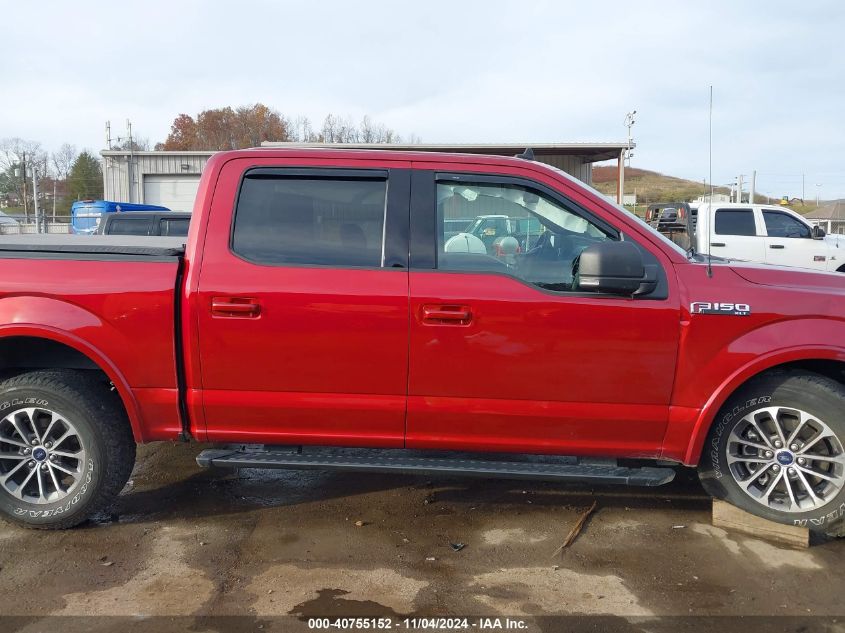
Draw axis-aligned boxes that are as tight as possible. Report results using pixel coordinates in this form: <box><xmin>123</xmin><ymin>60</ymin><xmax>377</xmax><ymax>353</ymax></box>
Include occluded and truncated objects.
<box><xmin>0</xmin><ymin>148</ymin><xmax>843</xmax><ymax>535</ymax></box>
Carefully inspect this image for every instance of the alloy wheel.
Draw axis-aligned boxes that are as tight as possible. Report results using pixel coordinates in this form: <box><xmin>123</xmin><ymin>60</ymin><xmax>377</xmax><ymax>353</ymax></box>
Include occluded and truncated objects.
<box><xmin>0</xmin><ymin>407</ymin><xmax>87</xmax><ymax>504</ymax></box>
<box><xmin>726</xmin><ymin>406</ymin><xmax>845</xmax><ymax>513</ymax></box>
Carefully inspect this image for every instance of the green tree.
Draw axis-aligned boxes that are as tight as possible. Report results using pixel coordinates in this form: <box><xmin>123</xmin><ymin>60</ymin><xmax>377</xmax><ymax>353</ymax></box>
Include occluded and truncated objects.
<box><xmin>68</xmin><ymin>151</ymin><xmax>103</xmax><ymax>200</ymax></box>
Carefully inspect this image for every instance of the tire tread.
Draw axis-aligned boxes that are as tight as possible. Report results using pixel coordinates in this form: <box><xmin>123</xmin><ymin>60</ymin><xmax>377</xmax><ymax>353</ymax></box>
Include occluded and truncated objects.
<box><xmin>0</xmin><ymin>370</ymin><xmax>135</xmax><ymax>530</ymax></box>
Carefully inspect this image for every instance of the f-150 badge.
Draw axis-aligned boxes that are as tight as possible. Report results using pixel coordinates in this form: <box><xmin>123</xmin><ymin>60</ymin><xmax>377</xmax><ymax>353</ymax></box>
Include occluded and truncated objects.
<box><xmin>690</xmin><ymin>302</ymin><xmax>751</xmax><ymax>316</ymax></box>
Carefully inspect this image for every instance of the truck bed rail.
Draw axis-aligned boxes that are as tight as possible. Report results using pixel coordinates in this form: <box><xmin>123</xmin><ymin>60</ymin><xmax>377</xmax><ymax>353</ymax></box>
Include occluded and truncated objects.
<box><xmin>0</xmin><ymin>235</ymin><xmax>186</xmax><ymax>258</ymax></box>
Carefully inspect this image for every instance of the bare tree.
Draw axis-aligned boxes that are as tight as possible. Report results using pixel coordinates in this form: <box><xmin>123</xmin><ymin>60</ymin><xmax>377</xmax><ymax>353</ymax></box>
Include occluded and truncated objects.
<box><xmin>0</xmin><ymin>137</ymin><xmax>45</xmax><ymax>173</ymax></box>
<box><xmin>291</xmin><ymin>116</ymin><xmax>316</xmax><ymax>142</ymax></box>
<box><xmin>321</xmin><ymin>114</ymin><xmax>339</xmax><ymax>143</ymax></box>
<box><xmin>115</xmin><ymin>137</ymin><xmax>150</xmax><ymax>151</ymax></box>
<box><xmin>155</xmin><ymin>107</ymin><xmax>416</xmax><ymax>148</ymax></box>
<box><xmin>51</xmin><ymin>143</ymin><xmax>78</xmax><ymax>180</ymax></box>
<box><xmin>0</xmin><ymin>137</ymin><xmax>47</xmax><ymax>220</ymax></box>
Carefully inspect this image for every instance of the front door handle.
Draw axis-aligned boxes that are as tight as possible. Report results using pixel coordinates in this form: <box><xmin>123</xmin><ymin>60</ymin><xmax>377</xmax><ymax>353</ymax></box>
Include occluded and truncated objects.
<box><xmin>711</xmin><ymin>242</ymin><xmax>726</xmax><ymax>247</ymax></box>
<box><xmin>421</xmin><ymin>304</ymin><xmax>473</xmax><ymax>326</ymax></box>
<box><xmin>211</xmin><ymin>297</ymin><xmax>261</xmax><ymax>318</ymax></box>
<box><xmin>769</xmin><ymin>244</ymin><xmax>785</xmax><ymax>249</ymax></box>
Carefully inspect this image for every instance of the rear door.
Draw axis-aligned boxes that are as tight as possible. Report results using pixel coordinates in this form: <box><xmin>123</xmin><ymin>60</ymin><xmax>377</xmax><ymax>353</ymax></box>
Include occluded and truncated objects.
<box><xmin>195</xmin><ymin>158</ymin><xmax>411</xmax><ymax>446</ymax></box>
<box><xmin>761</xmin><ymin>208</ymin><xmax>828</xmax><ymax>270</ymax></box>
<box><xmin>710</xmin><ymin>208</ymin><xmax>765</xmax><ymax>263</ymax></box>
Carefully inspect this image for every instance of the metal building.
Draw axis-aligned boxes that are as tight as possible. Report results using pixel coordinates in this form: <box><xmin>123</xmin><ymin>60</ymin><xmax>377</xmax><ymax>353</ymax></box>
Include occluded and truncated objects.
<box><xmin>101</xmin><ymin>150</ymin><xmax>213</xmax><ymax>212</ymax></box>
<box><xmin>101</xmin><ymin>142</ymin><xmax>632</xmax><ymax>211</ymax></box>
<box><xmin>806</xmin><ymin>200</ymin><xmax>845</xmax><ymax>235</ymax></box>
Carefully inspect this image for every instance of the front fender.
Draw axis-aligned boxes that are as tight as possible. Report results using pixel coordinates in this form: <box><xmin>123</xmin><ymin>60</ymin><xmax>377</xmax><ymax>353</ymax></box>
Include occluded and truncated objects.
<box><xmin>676</xmin><ymin>317</ymin><xmax>845</xmax><ymax>465</ymax></box>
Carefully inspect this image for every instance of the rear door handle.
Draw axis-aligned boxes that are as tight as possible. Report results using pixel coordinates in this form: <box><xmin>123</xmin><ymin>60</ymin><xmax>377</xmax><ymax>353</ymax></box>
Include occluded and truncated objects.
<box><xmin>769</xmin><ymin>244</ymin><xmax>785</xmax><ymax>249</ymax></box>
<box><xmin>421</xmin><ymin>304</ymin><xmax>473</xmax><ymax>325</ymax></box>
<box><xmin>710</xmin><ymin>242</ymin><xmax>726</xmax><ymax>247</ymax></box>
<box><xmin>211</xmin><ymin>297</ymin><xmax>261</xmax><ymax>318</ymax></box>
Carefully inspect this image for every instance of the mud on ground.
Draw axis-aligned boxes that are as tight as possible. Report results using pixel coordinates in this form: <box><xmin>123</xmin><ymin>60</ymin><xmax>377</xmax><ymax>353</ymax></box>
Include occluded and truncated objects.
<box><xmin>0</xmin><ymin>443</ymin><xmax>843</xmax><ymax>631</ymax></box>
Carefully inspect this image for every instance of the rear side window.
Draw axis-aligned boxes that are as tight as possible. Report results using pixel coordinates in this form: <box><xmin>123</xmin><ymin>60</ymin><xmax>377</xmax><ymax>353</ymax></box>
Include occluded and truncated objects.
<box><xmin>232</xmin><ymin>175</ymin><xmax>387</xmax><ymax>267</ymax></box>
<box><xmin>714</xmin><ymin>209</ymin><xmax>756</xmax><ymax>236</ymax></box>
<box><xmin>763</xmin><ymin>211</ymin><xmax>810</xmax><ymax>238</ymax></box>
<box><xmin>160</xmin><ymin>218</ymin><xmax>190</xmax><ymax>237</ymax></box>
<box><xmin>107</xmin><ymin>217</ymin><xmax>152</xmax><ymax>235</ymax></box>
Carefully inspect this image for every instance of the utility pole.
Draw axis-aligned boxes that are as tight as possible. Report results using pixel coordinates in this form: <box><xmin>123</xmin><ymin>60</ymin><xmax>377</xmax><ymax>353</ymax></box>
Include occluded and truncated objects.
<box><xmin>624</xmin><ymin>110</ymin><xmax>636</xmax><ymax>167</ymax></box>
<box><xmin>738</xmin><ymin>174</ymin><xmax>744</xmax><ymax>203</ymax></box>
<box><xmin>127</xmin><ymin>119</ymin><xmax>136</xmax><ymax>203</ymax></box>
<box><xmin>750</xmin><ymin>170</ymin><xmax>756</xmax><ymax>205</ymax></box>
<box><xmin>31</xmin><ymin>165</ymin><xmax>41</xmax><ymax>234</ymax></box>
<box><xmin>802</xmin><ymin>173</ymin><xmax>805</xmax><ymax>202</ymax></box>
<box><xmin>52</xmin><ymin>179</ymin><xmax>57</xmax><ymax>222</ymax></box>
<box><xmin>620</xmin><ymin>110</ymin><xmax>636</xmax><ymax>205</ymax></box>
<box><xmin>21</xmin><ymin>151</ymin><xmax>28</xmax><ymax>220</ymax></box>
<box><xmin>618</xmin><ymin>149</ymin><xmax>625</xmax><ymax>205</ymax></box>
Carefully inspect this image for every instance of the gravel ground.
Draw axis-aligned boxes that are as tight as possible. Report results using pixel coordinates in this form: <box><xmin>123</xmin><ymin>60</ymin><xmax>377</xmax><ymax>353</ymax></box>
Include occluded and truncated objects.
<box><xmin>0</xmin><ymin>442</ymin><xmax>842</xmax><ymax>632</ymax></box>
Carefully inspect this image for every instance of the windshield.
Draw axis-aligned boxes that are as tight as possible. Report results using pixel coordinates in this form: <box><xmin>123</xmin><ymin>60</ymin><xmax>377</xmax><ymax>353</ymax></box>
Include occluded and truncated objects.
<box><xmin>541</xmin><ymin>164</ymin><xmax>690</xmax><ymax>258</ymax></box>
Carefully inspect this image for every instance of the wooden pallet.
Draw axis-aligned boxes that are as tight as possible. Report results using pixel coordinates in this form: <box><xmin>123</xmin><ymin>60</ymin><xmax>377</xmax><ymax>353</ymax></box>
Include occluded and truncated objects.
<box><xmin>712</xmin><ymin>500</ymin><xmax>810</xmax><ymax>548</ymax></box>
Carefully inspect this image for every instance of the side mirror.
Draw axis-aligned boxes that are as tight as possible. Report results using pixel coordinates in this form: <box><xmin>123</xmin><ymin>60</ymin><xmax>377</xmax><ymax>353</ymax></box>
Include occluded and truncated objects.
<box><xmin>576</xmin><ymin>241</ymin><xmax>657</xmax><ymax>296</ymax></box>
<box><xmin>812</xmin><ymin>225</ymin><xmax>826</xmax><ymax>239</ymax></box>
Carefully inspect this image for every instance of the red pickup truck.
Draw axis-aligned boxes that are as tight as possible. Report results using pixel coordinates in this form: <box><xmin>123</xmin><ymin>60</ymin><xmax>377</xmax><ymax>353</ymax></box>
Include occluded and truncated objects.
<box><xmin>0</xmin><ymin>148</ymin><xmax>843</xmax><ymax>535</ymax></box>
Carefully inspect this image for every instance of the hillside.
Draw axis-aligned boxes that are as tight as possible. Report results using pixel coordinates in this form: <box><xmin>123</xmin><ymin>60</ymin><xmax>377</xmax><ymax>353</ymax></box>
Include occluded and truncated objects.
<box><xmin>592</xmin><ymin>166</ymin><xmax>735</xmax><ymax>205</ymax></box>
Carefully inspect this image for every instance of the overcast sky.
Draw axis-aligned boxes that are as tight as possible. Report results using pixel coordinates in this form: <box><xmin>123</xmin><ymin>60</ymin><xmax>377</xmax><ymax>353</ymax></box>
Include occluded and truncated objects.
<box><xmin>3</xmin><ymin>0</ymin><xmax>844</xmax><ymax>199</ymax></box>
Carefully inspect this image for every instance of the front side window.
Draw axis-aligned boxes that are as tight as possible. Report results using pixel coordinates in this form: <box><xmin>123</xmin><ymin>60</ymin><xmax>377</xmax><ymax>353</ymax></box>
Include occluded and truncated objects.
<box><xmin>232</xmin><ymin>175</ymin><xmax>387</xmax><ymax>267</ymax></box>
<box><xmin>763</xmin><ymin>211</ymin><xmax>811</xmax><ymax>238</ymax></box>
<box><xmin>437</xmin><ymin>180</ymin><xmax>613</xmax><ymax>292</ymax></box>
<box><xmin>714</xmin><ymin>209</ymin><xmax>756</xmax><ymax>236</ymax></box>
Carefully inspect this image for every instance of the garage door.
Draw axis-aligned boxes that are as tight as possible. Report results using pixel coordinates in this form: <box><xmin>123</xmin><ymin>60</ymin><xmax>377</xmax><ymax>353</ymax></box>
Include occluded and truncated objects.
<box><xmin>143</xmin><ymin>175</ymin><xmax>201</xmax><ymax>212</ymax></box>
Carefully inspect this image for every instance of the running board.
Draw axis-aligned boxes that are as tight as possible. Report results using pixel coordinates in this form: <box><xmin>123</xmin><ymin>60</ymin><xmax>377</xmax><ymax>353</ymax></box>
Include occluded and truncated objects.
<box><xmin>196</xmin><ymin>448</ymin><xmax>675</xmax><ymax>487</ymax></box>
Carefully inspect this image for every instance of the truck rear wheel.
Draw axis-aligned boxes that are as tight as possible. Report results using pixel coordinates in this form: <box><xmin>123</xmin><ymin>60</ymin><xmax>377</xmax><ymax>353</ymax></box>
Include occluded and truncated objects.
<box><xmin>698</xmin><ymin>370</ymin><xmax>845</xmax><ymax>536</ymax></box>
<box><xmin>0</xmin><ymin>370</ymin><xmax>135</xmax><ymax>529</ymax></box>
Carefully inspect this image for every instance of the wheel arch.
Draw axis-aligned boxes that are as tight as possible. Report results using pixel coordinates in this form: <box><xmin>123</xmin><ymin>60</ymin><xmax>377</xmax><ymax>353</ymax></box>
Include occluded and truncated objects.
<box><xmin>683</xmin><ymin>346</ymin><xmax>845</xmax><ymax>465</ymax></box>
<box><xmin>0</xmin><ymin>326</ymin><xmax>144</xmax><ymax>443</ymax></box>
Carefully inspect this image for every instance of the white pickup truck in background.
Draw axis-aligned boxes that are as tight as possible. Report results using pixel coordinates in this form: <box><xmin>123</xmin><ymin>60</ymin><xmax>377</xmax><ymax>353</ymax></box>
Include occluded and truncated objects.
<box><xmin>694</xmin><ymin>202</ymin><xmax>845</xmax><ymax>272</ymax></box>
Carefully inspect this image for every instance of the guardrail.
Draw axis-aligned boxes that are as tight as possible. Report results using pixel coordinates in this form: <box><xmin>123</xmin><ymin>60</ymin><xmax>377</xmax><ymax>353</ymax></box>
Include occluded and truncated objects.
<box><xmin>0</xmin><ymin>222</ymin><xmax>72</xmax><ymax>235</ymax></box>
<box><xmin>0</xmin><ymin>213</ymin><xmax>75</xmax><ymax>235</ymax></box>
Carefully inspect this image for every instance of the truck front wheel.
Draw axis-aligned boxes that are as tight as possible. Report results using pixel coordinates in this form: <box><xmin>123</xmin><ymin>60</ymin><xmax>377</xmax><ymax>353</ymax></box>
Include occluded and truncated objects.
<box><xmin>0</xmin><ymin>370</ymin><xmax>135</xmax><ymax>529</ymax></box>
<box><xmin>698</xmin><ymin>370</ymin><xmax>845</xmax><ymax>535</ymax></box>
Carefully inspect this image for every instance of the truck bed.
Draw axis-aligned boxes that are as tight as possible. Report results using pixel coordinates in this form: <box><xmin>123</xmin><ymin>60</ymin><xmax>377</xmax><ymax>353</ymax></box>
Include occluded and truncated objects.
<box><xmin>0</xmin><ymin>233</ymin><xmax>184</xmax><ymax>441</ymax></box>
<box><xmin>0</xmin><ymin>235</ymin><xmax>186</xmax><ymax>258</ymax></box>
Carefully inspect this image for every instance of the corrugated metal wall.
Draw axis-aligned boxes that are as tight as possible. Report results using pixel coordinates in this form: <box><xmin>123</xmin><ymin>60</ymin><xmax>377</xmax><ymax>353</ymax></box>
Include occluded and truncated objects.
<box><xmin>535</xmin><ymin>155</ymin><xmax>592</xmax><ymax>184</ymax></box>
<box><xmin>102</xmin><ymin>152</ymin><xmax>211</xmax><ymax>203</ymax></box>
<box><xmin>102</xmin><ymin>151</ymin><xmax>591</xmax><ymax>204</ymax></box>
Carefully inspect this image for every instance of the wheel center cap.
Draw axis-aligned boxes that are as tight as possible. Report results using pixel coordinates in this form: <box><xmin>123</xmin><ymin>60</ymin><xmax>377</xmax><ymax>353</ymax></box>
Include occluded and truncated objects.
<box><xmin>776</xmin><ymin>450</ymin><xmax>795</xmax><ymax>466</ymax></box>
<box><xmin>32</xmin><ymin>447</ymin><xmax>47</xmax><ymax>462</ymax></box>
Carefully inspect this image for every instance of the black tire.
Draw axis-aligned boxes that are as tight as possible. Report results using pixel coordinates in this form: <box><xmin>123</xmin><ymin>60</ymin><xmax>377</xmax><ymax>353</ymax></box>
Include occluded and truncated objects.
<box><xmin>0</xmin><ymin>370</ymin><xmax>135</xmax><ymax>529</ymax></box>
<box><xmin>699</xmin><ymin>370</ymin><xmax>845</xmax><ymax>535</ymax></box>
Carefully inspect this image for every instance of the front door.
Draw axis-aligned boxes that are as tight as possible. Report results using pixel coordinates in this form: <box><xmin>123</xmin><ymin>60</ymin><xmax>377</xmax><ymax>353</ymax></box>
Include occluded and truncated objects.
<box><xmin>196</xmin><ymin>160</ymin><xmax>411</xmax><ymax>446</ymax></box>
<box><xmin>406</xmin><ymin>171</ymin><xmax>680</xmax><ymax>456</ymax></box>
<box><xmin>761</xmin><ymin>208</ymin><xmax>829</xmax><ymax>271</ymax></box>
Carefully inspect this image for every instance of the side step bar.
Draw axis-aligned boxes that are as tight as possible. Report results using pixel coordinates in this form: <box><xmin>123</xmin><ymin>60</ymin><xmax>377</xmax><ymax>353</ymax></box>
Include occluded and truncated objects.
<box><xmin>196</xmin><ymin>448</ymin><xmax>675</xmax><ymax>487</ymax></box>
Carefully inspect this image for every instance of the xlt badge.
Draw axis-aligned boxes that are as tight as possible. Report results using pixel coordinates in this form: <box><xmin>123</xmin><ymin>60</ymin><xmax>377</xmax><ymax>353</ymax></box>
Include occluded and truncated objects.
<box><xmin>690</xmin><ymin>302</ymin><xmax>751</xmax><ymax>316</ymax></box>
